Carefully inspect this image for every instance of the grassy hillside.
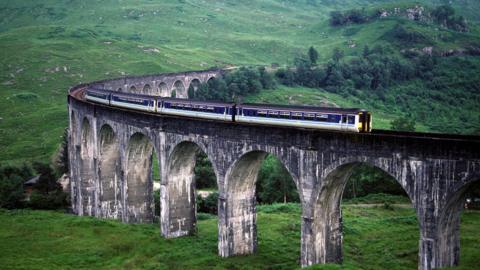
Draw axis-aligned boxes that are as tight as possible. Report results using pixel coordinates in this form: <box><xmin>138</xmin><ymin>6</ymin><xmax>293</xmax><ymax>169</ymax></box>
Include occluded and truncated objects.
<box><xmin>0</xmin><ymin>205</ymin><xmax>479</xmax><ymax>270</ymax></box>
<box><xmin>1</xmin><ymin>0</ymin><xmax>479</xmax><ymax>163</ymax></box>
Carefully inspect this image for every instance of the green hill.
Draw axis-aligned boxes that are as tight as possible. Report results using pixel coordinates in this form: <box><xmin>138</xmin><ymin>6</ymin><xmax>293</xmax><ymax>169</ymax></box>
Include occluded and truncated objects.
<box><xmin>1</xmin><ymin>0</ymin><xmax>480</xmax><ymax>163</ymax></box>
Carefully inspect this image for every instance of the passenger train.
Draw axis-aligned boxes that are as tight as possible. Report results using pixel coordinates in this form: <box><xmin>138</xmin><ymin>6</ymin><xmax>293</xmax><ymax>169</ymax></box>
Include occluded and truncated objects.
<box><xmin>85</xmin><ymin>88</ymin><xmax>372</xmax><ymax>133</ymax></box>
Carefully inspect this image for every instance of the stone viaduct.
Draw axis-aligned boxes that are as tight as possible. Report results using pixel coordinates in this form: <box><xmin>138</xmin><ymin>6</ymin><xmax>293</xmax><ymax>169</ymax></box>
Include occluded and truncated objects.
<box><xmin>93</xmin><ymin>69</ymin><xmax>221</xmax><ymax>98</ymax></box>
<box><xmin>68</xmin><ymin>69</ymin><xmax>480</xmax><ymax>270</ymax></box>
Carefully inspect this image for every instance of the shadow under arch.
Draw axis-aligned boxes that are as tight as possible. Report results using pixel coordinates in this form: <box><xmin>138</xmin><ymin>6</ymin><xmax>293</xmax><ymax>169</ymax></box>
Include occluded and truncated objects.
<box><xmin>80</xmin><ymin>117</ymin><xmax>95</xmax><ymax>216</ymax></box>
<box><xmin>98</xmin><ymin>124</ymin><xmax>120</xmax><ymax>219</ymax></box>
<box><xmin>309</xmin><ymin>161</ymin><xmax>418</xmax><ymax>267</ymax></box>
<box><xmin>436</xmin><ymin>177</ymin><xmax>480</xmax><ymax>268</ymax></box>
<box><xmin>162</xmin><ymin>140</ymin><xmax>217</xmax><ymax>237</ymax></box>
<box><xmin>143</xmin><ymin>84</ymin><xmax>152</xmax><ymax>95</ymax></box>
<box><xmin>172</xmin><ymin>80</ymin><xmax>185</xmax><ymax>98</ymax></box>
<box><xmin>125</xmin><ymin>132</ymin><xmax>156</xmax><ymax>223</ymax></box>
<box><xmin>220</xmin><ymin>150</ymin><xmax>300</xmax><ymax>257</ymax></box>
<box><xmin>157</xmin><ymin>82</ymin><xmax>168</xmax><ymax>96</ymax></box>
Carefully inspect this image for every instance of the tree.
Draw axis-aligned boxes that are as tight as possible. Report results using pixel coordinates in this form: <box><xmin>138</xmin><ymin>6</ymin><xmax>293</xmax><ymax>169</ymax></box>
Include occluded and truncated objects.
<box><xmin>308</xmin><ymin>46</ymin><xmax>319</xmax><ymax>65</ymax></box>
<box><xmin>362</xmin><ymin>45</ymin><xmax>370</xmax><ymax>58</ymax></box>
<box><xmin>256</xmin><ymin>155</ymin><xmax>299</xmax><ymax>204</ymax></box>
<box><xmin>390</xmin><ymin>117</ymin><xmax>416</xmax><ymax>132</ymax></box>
<box><xmin>258</xmin><ymin>67</ymin><xmax>275</xmax><ymax>90</ymax></box>
<box><xmin>187</xmin><ymin>84</ymin><xmax>195</xmax><ymax>99</ymax></box>
<box><xmin>28</xmin><ymin>163</ymin><xmax>68</xmax><ymax>210</ymax></box>
<box><xmin>0</xmin><ymin>164</ymin><xmax>34</xmax><ymax>209</ymax></box>
<box><xmin>332</xmin><ymin>48</ymin><xmax>344</xmax><ymax>63</ymax></box>
<box><xmin>195</xmin><ymin>152</ymin><xmax>216</xmax><ymax>189</ymax></box>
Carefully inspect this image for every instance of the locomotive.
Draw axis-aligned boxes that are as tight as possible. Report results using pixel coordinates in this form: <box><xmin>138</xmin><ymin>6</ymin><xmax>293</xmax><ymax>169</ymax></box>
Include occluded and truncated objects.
<box><xmin>85</xmin><ymin>88</ymin><xmax>372</xmax><ymax>133</ymax></box>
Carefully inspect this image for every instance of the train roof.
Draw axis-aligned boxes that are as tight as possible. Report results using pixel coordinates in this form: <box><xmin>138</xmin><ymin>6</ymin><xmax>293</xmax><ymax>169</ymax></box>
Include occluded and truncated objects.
<box><xmin>161</xmin><ymin>97</ymin><xmax>234</xmax><ymax>106</ymax></box>
<box><xmin>238</xmin><ymin>103</ymin><xmax>367</xmax><ymax>114</ymax></box>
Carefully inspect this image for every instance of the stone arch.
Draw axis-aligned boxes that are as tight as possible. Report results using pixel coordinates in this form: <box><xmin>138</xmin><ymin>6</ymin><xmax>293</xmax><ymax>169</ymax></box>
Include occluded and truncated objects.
<box><xmin>158</xmin><ymin>82</ymin><xmax>168</xmax><ymax>96</ymax></box>
<box><xmin>117</xmin><ymin>87</ymin><xmax>123</xmax><ymax>92</ymax></box>
<box><xmin>98</xmin><ymin>124</ymin><xmax>120</xmax><ymax>219</ymax></box>
<box><xmin>162</xmin><ymin>141</ymin><xmax>216</xmax><ymax>237</ymax></box>
<box><xmin>188</xmin><ymin>79</ymin><xmax>201</xmax><ymax>99</ymax></box>
<box><xmin>80</xmin><ymin>117</ymin><xmax>95</xmax><ymax>216</ymax></box>
<box><xmin>143</xmin><ymin>84</ymin><xmax>152</xmax><ymax>95</ymax></box>
<box><xmin>307</xmin><ymin>161</ymin><xmax>418</xmax><ymax>267</ymax></box>
<box><xmin>172</xmin><ymin>80</ymin><xmax>185</xmax><ymax>98</ymax></box>
<box><xmin>207</xmin><ymin>76</ymin><xmax>216</xmax><ymax>83</ymax></box>
<box><xmin>125</xmin><ymin>132</ymin><xmax>156</xmax><ymax>223</ymax></box>
<box><xmin>129</xmin><ymin>85</ymin><xmax>137</xmax><ymax>92</ymax></box>
<box><xmin>221</xmin><ymin>150</ymin><xmax>299</xmax><ymax>257</ymax></box>
<box><xmin>436</xmin><ymin>177</ymin><xmax>480</xmax><ymax>268</ymax></box>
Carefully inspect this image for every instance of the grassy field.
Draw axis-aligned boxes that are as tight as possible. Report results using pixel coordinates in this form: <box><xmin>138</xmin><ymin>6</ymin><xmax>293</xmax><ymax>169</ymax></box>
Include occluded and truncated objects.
<box><xmin>0</xmin><ymin>204</ymin><xmax>478</xmax><ymax>270</ymax></box>
<box><xmin>1</xmin><ymin>0</ymin><xmax>480</xmax><ymax>164</ymax></box>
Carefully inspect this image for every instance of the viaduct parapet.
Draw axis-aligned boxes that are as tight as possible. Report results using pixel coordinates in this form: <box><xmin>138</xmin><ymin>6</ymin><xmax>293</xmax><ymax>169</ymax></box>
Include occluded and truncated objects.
<box><xmin>68</xmin><ymin>70</ymin><xmax>480</xmax><ymax>270</ymax></box>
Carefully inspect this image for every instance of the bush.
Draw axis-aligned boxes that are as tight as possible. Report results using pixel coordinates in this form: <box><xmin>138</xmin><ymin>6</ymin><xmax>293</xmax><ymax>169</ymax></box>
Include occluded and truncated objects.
<box><xmin>197</xmin><ymin>192</ymin><xmax>219</xmax><ymax>215</ymax></box>
<box><xmin>28</xmin><ymin>190</ymin><xmax>68</xmax><ymax>210</ymax></box>
<box><xmin>0</xmin><ymin>164</ymin><xmax>34</xmax><ymax>209</ymax></box>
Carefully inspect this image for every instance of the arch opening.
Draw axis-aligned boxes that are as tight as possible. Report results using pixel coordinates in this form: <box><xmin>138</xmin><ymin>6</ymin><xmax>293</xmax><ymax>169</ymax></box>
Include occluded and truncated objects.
<box><xmin>125</xmin><ymin>132</ymin><xmax>156</xmax><ymax>223</ymax></box>
<box><xmin>172</xmin><ymin>80</ymin><xmax>185</xmax><ymax>98</ymax></box>
<box><xmin>143</xmin><ymin>84</ymin><xmax>152</xmax><ymax>95</ymax></box>
<box><xmin>117</xmin><ymin>87</ymin><xmax>122</xmax><ymax>92</ymax></box>
<box><xmin>129</xmin><ymin>85</ymin><xmax>137</xmax><ymax>92</ymax></box>
<box><xmin>98</xmin><ymin>124</ymin><xmax>120</xmax><ymax>219</ymax></box>
<box><xmin>163</xmin><ymin>141</ymin><xmax>218</xmax><ymax>237</ymax></box>
<box><xmin>310</xmin><ymin>162</ymin><xmax>418</xmax><ymax>268</ymax></box>
<box><xmin>157</xmin><ymin>82</ymin><xmax>168</xmax><ymax>97</ymax></box>
<box><xmin>80</xmin><ymin>118</ymin><xmax>95</xmax><ymax>216</ymax></box>
<box><xmin>188</xmin><ymin>79</ymin><xmax>201</xmax><ymax>99</ymax></box>
<box><xmin>436</xmin><ymin>179</ymin><xmax>480</xmax><ymax>268</ymax></box>
<box><xmin>222</xmin><ymin>151</ymin><xmax>299</xmax><ymax>260</ymax></box>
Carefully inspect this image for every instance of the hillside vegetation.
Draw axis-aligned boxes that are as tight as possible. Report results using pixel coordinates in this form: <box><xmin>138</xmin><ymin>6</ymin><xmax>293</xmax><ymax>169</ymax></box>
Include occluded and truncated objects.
<box><xmin>1</xmin><ymin>0</ymin><xmax>480</xmax><ymax>164</ymax></box>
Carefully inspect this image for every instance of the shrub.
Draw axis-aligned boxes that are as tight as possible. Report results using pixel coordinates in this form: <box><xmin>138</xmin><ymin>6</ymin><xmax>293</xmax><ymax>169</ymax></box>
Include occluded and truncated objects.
<box><xmin>197</xmin><ymin>192</ymin><xmax>218</xmax><ymax>215</ymax></box>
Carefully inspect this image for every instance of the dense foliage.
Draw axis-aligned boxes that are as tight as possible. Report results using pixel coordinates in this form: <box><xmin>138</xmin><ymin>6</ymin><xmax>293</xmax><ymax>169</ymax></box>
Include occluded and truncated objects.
<box><xmin>0</xmin><ymin>164</ymin><xmax>33</xmax><ymax>209</ymax></box>
<box><xmin>274</xmin><ymin>44</ymin><xmax>480</xmax><ymax>133</ymax></box>
<box><xmin>197</xmin><ymin>192</ymin><xmax>219</xmax><ymax>215</ymax></box>
<box><xmin>194</xmin><ymin>152</ymin><xmax>217</xmax><ymax>189</ymax></box>
<box><xmin>0</xmin><ymin>162</ymin><xmax>68</xmax><ymax>210</ymax></box>
<box><xmin>193</xmin><ymin>67</ymin><xmax>275</xmax><ymax>102</ymax></box>
<box><xmin>432</xmin><ymin>5</ymin><xmax>468</xmax><ymax>32</ymax></box>
<box><xmin>256</xmin><ymin>155</ymin><xmax>299</xmax><ymax>204</ymax></box>
<box><xmin>330</xmin><ymin>8</ymin><xmax>371</xmax><ymax>26</ymax></box>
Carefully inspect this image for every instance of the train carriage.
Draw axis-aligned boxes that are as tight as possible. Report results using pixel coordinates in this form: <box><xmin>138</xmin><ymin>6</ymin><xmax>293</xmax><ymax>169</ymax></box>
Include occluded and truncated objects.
<box><xmin>82</xmin><ymin>87</ymin><xmax>372</xmax><ymax>133</ymax></box>
<box><xmin>236</xmin><ymin>103</ymin><xmax>372</xmax><ymax>132</ymax></box>
<box><xmin>110</xmin><ymin>92</ymin><xmax>156</xmax><ymax>112</ymax></box>
<box><xmin>85</xmin><ymin>89</ymin><xmax>111</xmax><ymax>105</ymax></box>
<box><xmin>159</xmin><ymin>98</ymin><xmax>234</xmax><ymax>121</ymax></box>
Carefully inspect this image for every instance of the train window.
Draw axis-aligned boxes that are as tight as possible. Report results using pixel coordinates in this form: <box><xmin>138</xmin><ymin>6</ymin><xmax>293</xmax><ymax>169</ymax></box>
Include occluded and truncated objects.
<box><xmin>292</xmin><ymin>112</ymin><xmax>303</xmax><ymax>120</ymax></box>
<box><xmin>342</xmin><ymin>115</ymin><xmax>347</xmax><ymax>123</ymax></box>
<box><xmin>348</xmin><ymin>115</ymin><xmax>355</xmax><ymax>124</ymax></box>
<box><xmin>258</xmin><ymin>110</ymin><xmax>267</xmax><ymax>117</ymax></box>
<box><xmin>328</xmin><ymin>114</ymin><xmax>341</xmax><ymax>123</ymax></box>
<box><xmin>268</xmin><ymin>111</ymin><xmax>279</xmax><ymax>118</ymax></box>
<box><xmin>305</xmin><ymin>113</ymin><xmax>315</xmax><ymax>120</ymax></box>
<box><xmin>279</xmin><ymin>111</ymin><xmax>290</xmax><ymax>119</ymax></box>
<box><xmin>317</xmin><ymin>114</ymin><xmax>328</xmax><ymax>122</ymax></box>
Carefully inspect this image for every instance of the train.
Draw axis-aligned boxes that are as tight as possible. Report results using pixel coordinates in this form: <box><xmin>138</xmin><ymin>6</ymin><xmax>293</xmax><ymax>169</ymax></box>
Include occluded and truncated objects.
<box><xmin>85</xmin><ymin>88</ymin><xmax>372</xmax><ymax>133</ymax></box>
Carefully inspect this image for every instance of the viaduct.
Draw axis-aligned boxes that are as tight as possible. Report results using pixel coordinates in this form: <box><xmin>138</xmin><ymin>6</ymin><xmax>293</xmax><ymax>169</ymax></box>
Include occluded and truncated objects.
<box><xmin>67</xmin><ymin>69</ymin><xmax>480</xmax><ymax>270</ymax></box>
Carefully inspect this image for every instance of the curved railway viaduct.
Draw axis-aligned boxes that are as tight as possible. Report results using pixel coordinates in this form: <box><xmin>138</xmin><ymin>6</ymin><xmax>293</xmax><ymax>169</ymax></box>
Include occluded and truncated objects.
<box><xmin>68</xmin><ymin>69</ymin><xmax>480</xmax><ymax>270</ymax></box>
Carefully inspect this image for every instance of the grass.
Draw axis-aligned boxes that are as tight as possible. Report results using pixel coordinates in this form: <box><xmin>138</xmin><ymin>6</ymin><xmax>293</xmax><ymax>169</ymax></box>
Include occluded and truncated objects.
<box><xmin>1</xmin><ymin>0</ymin><xmax>480</xmax><ymax>164</ymax></box>
<box><xmin>0</xmin><ymin>204</ymin><xmax>479</xmax><ymax>270</ymax></box>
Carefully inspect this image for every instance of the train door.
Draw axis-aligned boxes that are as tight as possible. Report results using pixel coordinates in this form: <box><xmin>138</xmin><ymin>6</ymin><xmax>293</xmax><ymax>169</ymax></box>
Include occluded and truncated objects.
<box><xmin>341</xmin><ymin>114</ymin><xmax>348</xmax><ymax>131</ymax></box>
